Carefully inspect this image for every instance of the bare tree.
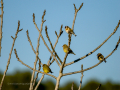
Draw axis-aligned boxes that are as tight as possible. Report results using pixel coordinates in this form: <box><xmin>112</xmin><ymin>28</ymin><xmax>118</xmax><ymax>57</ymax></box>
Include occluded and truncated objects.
<box><xmin>14</xmin><ymin>3</ymin><xmax>120</xmax><ymax>90</ymax></box>
<box><xmin>0</xmin><ymin>2</ymin><xmax>120</xmax><ymax>90</ymax></box>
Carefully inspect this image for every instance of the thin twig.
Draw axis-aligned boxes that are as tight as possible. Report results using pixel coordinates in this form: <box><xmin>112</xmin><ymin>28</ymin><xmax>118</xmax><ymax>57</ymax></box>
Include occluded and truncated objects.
<box><xmin>45</xmin><ymin>26</ymin><xmax>62</xmax><ymax>64</ymax></box>
<box><xmin>33</xmin><ymin>12</ymin><xmax>60</xmax><ymax>67</ymax></box>
<box><xmin>78</xmin><ymin>64</ymin><xmax>83</xmax><ymax>90</ymax></box>
<box><xmin>34</xmin><ymin>25</ymin><xmax>63</xmax><ymax>90</ymax></box>
<box><xmin>29</xmin><ymin>10</ymin><xmax>46</xmax><ymax>90</ymax></box>
<box><xmin>26</xmin><ymin>30</ymin><xmax>36</xmax><ymax>54</ymax></box>
<box><xmin>33</xmin><ymin>58</ymin><xmax>41</xmax><ymax>87</ymax></box>
<box><xmin>0</xmin><ymin>0</ymin><xmax>4</xmax><ymax>57</ymax></box>
<box><xmin>26</xmin><ymin>30</ymin><xmax>42</xmax><ymax>64</ymax></box>
<box><xmin>65</xmin><ymin>20</ymin><xmax>120</xmax><ymax>67</ymax></box>
<box><xmin>48</xmin><ymin>25</ymin><xmax>63</xmax><ymax>65</ymax></box>
<box><xmin>55</xmin><ymin>4</ymin><xmax>83</xmax><ymax>90</ymax></box>
<box><xmin>34</xmin><ymin>74</ymin><xmax>45</xmax><ymax>90</ymax></box>
<box><xmin>96</xmin><ymin>84</ymin><xmax>101</xmax><ymax>90</ymax></box>
<box><xmin>14</xmin><ymin>49</ymin><xmax>57</xmax><ymax>79</ymax></box>
<box><xmin>0</xmin><ymin>21</ymin><xmax>23</xmax><ymax>90</ymax></box>
<box><xmin>71</xmin><ymin>82</ymin><xmax>74</xmax><ymax>90</ymax></box>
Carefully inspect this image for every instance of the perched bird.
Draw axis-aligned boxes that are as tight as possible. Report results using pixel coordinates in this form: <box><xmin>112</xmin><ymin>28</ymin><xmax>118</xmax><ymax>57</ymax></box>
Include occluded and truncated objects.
<box><xmin>62</xmin><ymin>44</ymin><xmax>76</xmax><ymax>55</ymax></box>
<box><xmin>97</xmin><ymin>53</ymin><xmax>106</xmax><ymax>63</ymax></box>
<box><xmin>65</xmin><ymin>26</ymin><xmax>77</xmax><ymax>36</ymax></box>
<box><xmin>42</xmin><ymin>64</ymin><xmax>53</xmax><ymax>73</ymax></box>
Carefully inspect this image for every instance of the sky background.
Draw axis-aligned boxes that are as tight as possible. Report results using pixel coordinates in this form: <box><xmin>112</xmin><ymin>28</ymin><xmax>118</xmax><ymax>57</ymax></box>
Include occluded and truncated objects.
<box><xmin>0</xmin><ymin>0</ymin><xmax>120</xmax><ymax>87</ymax></box>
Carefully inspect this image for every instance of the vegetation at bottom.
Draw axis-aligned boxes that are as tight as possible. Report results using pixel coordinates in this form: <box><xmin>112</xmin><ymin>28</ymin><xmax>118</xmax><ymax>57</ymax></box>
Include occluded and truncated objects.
<box><xmin>0</xmin><ymin>71</ymin><xmax>120</xmax><ymax>90</ymax></box>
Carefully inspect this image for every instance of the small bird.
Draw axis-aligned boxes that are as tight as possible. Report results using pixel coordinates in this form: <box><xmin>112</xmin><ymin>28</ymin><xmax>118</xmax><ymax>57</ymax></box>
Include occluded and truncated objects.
<box><xmin>65</xmin><ymin>26</ymin><xmax>77</xmax><ymax>36</ymax></box>
<box><xmin>97</xmin><ymin>53</ymin><xmax>106</xmax><ymax>63</ymax></box>
<box><xmin>62</xmin><ymin>44</ymin><xmax>76</xmax><ymax>55</ymax></box>
<box><xmin>42</xmin><ymin>64</ymin><xmax>53</xmax><ymax>73</ymax></box>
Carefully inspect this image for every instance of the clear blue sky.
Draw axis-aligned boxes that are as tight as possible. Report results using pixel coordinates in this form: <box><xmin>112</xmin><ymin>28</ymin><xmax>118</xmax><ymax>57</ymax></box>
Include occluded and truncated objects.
<box><xmin>0</xmin><ymin>0</ymin><xmax>120</xmax><ymax>87</ymax></box>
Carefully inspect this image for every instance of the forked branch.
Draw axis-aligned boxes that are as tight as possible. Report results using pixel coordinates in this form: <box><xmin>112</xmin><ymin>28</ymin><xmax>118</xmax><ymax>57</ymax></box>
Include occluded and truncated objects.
<box><xmin>0</xmin><ymin>21</ymin><xmax>23</xmax><ymax>90</ymax></box>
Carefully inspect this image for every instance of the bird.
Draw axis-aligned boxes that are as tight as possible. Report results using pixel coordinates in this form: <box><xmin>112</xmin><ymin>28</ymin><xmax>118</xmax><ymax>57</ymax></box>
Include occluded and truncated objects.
<box><xmin>97</xmin><ymin>53</ymin><xmax>106</xmax><ymax>63</ymax></box>
<box><xmin>65</xmin><ymin>26</ymin><xmax>77</xmax><ymax>36</ymax></box>
<box><xmin>42</xmin><ymin>64</ymin><xmax>53</xmax><ymax>73</ymax></box>
<box><xmin>62</xmin><ymin>44</ymin><xmax>76</xmax><ymax>55</ymax></box>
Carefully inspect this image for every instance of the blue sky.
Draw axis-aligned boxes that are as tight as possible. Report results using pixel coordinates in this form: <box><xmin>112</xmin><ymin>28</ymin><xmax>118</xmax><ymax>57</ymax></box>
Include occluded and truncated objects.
<box><xmin>0</xmin><ymin>0</ymin><xmax>120</xmax><ymax>87</ymax></box>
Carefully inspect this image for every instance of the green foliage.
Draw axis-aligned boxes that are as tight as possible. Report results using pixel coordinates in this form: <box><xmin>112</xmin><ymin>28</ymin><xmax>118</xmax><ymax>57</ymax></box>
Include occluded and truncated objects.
<box><xmin>0</xmin><ymin>71</ymin><xmax>120</xmax><ymax>90</ymax></box>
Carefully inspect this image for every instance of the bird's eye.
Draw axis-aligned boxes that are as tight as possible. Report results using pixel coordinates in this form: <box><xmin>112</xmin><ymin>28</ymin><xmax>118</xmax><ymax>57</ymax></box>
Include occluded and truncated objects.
<box><xmin>65</xmin><ymin>26</ymin><xmax>66</xmax><ymax>28</ymax></box>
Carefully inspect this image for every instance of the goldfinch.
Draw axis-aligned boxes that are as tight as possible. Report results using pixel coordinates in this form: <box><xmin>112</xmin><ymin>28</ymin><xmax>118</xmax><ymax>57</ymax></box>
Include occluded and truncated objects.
<box><xmin>43</xmin><ymin>64</ymin><xmax>53</xmax><ymax>73</ymax></box>
<box><xmin>65</xmin><ymin>26</ymin><xmax>77</xmax><ymax>36</ymax></box>
<box><xmin>97</xmin><ymin>53</ymin><xmax>106</xmax><ymax>63</ymax></box>
<box><xmin>62</xmin><ymin>44</ymin><xmax>76</xmax><ymax>55</ymax></box>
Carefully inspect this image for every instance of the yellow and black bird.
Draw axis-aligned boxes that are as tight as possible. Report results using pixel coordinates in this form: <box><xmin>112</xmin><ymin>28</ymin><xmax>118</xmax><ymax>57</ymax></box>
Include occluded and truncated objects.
<box><xmin>65</xmin><ymin>26</ymin><xmax>77</xmax><ymax>36</ymax></box>
<box><xmin>97</xmin><ymin>53</ymin><xmax>106</xmax><ymax>63</ymax></box>
<box><xmin>42</xmin><ymin>64</ymin><xmax>53</xmax><ymax>73</ymax></box>
<box><xmin>62</xmin><ymin>44</ymin><xmax>76</xmax><ymax>55</ymax></box>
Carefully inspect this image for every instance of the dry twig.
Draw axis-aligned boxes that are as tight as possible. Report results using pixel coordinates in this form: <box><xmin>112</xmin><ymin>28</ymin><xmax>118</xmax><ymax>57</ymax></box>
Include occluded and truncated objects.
<box><xmin>14</xmin><ymin>49</ymin><xmax>57</xmax><ymax>79</ymax></box>
<box><xmin>78</xmin><ymin>64</ymin><xmax>83</xmax><ymax>90</ymax></box>
<box><xmin>0</xmin><ymin>21</ymin><xmax>23</xmax><ymax>90</ymax></box>
<box><xmin>29</xmin><ymin>10</ymin><xmax>46</xmax><ymax>90</ymax></box>
<box><xmin>45</xmin><ymin>26</ymin><xmax>62</xmax><ymax>64</ymax></box>
<box><xmin>34</xmin><ymin>25</ymin><xmax>63</xmax><ymax>90</ymax></box>
<box><xmin>0</xmin><ymin>0</ymin><xmax>3</xmax><ymax>57</ymax></box>
<box><xmin>96</xmin><ymin>84</ymin><xmax>101</xmax><ymax>90</ymax></box>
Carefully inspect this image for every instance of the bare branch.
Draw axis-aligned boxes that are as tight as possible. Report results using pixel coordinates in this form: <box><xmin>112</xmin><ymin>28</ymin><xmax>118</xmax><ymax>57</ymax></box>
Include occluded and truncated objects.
<box><xmin>34</xmin><ymin>25</ymin><xmax>63</xmax><ymax>90</ymax></box>
<box><xmin>14</xmin><ymin>49</ymin><xmax>57</xmax><ymax>79</ymax></box>
<box><xmin>33</xmin><ymin>58</ymin><xmax>41</xmax><ymax>87</ymax></box>
<box><xmin>65</xmin><ymin>20</ymin><xmax>120</xmax><ymax>67</ymax></box>
<box><xmin>45</xmin><ymin>26</ymin><xmax>62</xmax><ymax>64</ymax></box>
<box><xmin>0</xmin><ymin>21</ymin><xmax>22</xmax><ymax>89</ymax></box>
<box><xmin>33</xmin><ymin>11</ymin><xmax>61</xmax><ymax>67</ymax></box>
<box><xmin>78</xmin><ymin>64</ymin><xmax>83</xmax><ymax>90</ymax></box>
<box><xmin>71</xmin><ymin>82</ymin><xmax>74</xmax><ymax>90</ymax></box>
<box><xmin>96</xmin><ymin>84</ymin><xmax>101</xmax><ymax>90</ymax></box>
<box><xmin>63</xmin><ymin>36</ymin><xmax>120</xmax><ymax>76</ymax></box>
<box><xmin>0</xmin><ymin>0</ymin><xmax>4</xmax><ymax>57</ymax></box>
<box><xmin>30</xmin><ymin>10</ymin><xmax>46</xmax><ymax>90</ymax></box>
<box><xmin>34</xmin><ymin>74</ymin><xmax>45</xmax><ymax>90</ymax></box>
<box><xmin>48</xmin><ymin>25</ymin><xmax>63</xmax><ymax>65</ymax></box>
<box><xmin>55</xmin><ymin>4</ymin><xmax>83</xmax><ymax>90</ymax></box>
<box><xmin>55</xmin><ymin>31</ymin><xmax>58</xmax><ymax>37</ymax></box>
<box><xmin>26</xmin><ymin>30</ymin><xmax>36</xmax><ymax>54</ymax></box>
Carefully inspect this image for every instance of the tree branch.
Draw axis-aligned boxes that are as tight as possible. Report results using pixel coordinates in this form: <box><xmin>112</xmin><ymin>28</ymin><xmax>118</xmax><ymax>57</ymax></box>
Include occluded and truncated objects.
<box><xmin>45</xmin><ymin>26</ymin><xmax>62</xmax><ymax>64</ymax></box>
<box><xmin>63</xmin><ymin>36</ymin><xmax>120</xmax><ymax>76</ymax></box>
<box><xmin>0</xmin><ymin>21</ymin><xmax>23</xmax><ymax>90</ymax></box>
<box><xmin>65</xmin><ymin>20</ymin><xmax>120</xmax><ymax>67</ymax></box>
<box><xmin>0</xmin><ymin>0</ymin><xmax>4</xmax><ymax>57</ymax></box>
<box><xmin>14</xmin><ymin>49</ymin><xmax>57</xmax><ymax>79</ymax></box>
<box><xmin>33</xmin><ymin>11</ymin><xmax>61</xmax><ymax>67</ymax></box>
<box><xmin>96</xmin><ymin>84</ymin><xmax>101</xmax><ymax>90</ymax></box>
<box><xmin>78</xmin><ymin>64</ymin><xmax>83</xmax><ymax>90</ymax></box>
<box><xmin>30</xmin><ymin>10</ymin><xmax>46</xmax><ymax>90</ymax></box>
<box><xmin>26</xmin><ymin>30</ymin><xmax>36</xmax><ymax>54</ymax></box>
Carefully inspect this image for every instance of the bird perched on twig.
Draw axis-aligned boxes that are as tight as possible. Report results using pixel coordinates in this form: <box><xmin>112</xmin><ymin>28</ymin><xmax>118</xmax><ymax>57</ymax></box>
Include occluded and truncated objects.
<box><xmin>97</xmin><ymin>53</ymin><xmax>106</xmax><ymax>63</ymax></box>
<box><xmin>65</xmin><ymin>26</ymin><xmax>77</xmax><ymax>36</ymax></box>
<box><xmin>62</xmin><ymin>44</ymin><xmax>76</xmax><ymax>55</ymax></box>
<box><xmin>42</xmin><ymin>64</ymin><xmax>53</xmax><ymax>73</ymax></box>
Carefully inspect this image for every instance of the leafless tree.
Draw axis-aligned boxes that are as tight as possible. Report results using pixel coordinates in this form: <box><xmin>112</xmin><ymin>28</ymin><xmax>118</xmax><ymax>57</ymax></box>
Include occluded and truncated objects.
<box><xmin>0</xmin><ymin>2</ymin><xmax>120</xmax><ymax>90</ymax></box>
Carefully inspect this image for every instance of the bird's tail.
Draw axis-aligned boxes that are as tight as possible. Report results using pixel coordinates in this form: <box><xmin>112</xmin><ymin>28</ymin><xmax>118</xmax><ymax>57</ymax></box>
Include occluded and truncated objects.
<box><xmin>72</xmin><ymin>52</ymin><xmax>76</xmax><ymax>55</ymax></box>
<box><xmin>72</xmin><ymin>32</ymin><xmax>77</xmax><ymax>37</ymax></box>
<box><xmin>103</xmin><ymin>58</ymin><xmax>107</xmax><ymax>63</ymax></box>
<box><xmin>50</xmin><ymin>70</ymin><xmax>53</xmax><ymax>73</ymax></box>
